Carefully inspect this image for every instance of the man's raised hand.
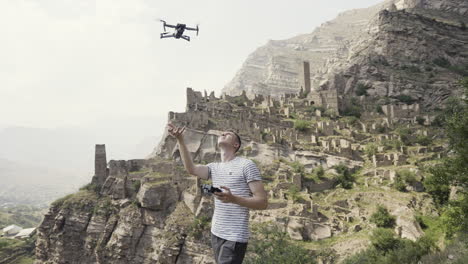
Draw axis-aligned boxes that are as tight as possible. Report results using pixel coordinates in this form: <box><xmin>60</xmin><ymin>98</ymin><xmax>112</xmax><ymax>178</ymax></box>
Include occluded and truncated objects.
<box><xmin>167</xmin><ymin>123</ymin><xmax>186</xmax><ymax>140</ymax></box>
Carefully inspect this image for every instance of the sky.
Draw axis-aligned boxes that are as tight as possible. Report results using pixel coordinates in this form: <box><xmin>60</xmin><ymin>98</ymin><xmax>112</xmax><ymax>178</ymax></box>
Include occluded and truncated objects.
<box><xmin>0</xmin><ymin>0</ymin><xmax>384</xmax><ymax>129</ymax></box>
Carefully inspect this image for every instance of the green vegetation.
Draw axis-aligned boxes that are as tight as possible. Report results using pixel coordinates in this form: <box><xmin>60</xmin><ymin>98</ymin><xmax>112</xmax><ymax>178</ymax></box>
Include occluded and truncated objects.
<box><xmin>286</xmin><ymin>185</ymin><xmax>302</xmax><ymax>202</ymax></box>
<box><xmin>433</xmin><ymin>57</ymin><xmax>451</xmax><ymax>68</ymax></box>
<box><xmin>396</xmin><ymin>127</ymin><xmax>414</xmax><ymax>146</ymax></box>
<box><xmin>448</xmin><ymin>64</ymin><xmax>468</xmax><ymax>76</ymax></box>
<box><xmin>132</xmin><ymin>180</ymin><xmax>141</xmax><ymax>193</ymax></box>
<box><xmin>423</xmin><ymin>78</ymin><xmax>468</xmax><ymax>237</ymax></box>
<box><xmin>244</xmin><ymin>222</ymin><xmax>316</xmax><ymax>264</ymax></box>
<box><xmin>342</xmin><ymin>98</ymin><xmax>363</xmax><ymax>118</ymax></box>
<box><xmin>188</xmin><ymin>215</ymin><xmax>211</xmax><ymax>240</ymax></box>
<box><xmin>304</xmin><ymin>166</ymin><xmax>327</xmax><ymax>182</ymax></box>
<box><xmin>376</xmin><ymin>105</ymin><xmax>384</xmax><ymax>114</ymax></box>
<box><xmin>415</xmin><ymin>135</ymin><xmax>432</xmax><ymax>146</ymax></box>
<box><xmin>393</xmin><ymin>170</ymin><xmax>417</xmax><ymax>192</ymax></box>
<box><xmin>370</xmin><ymin>205</ymin><xmax>396</xmax><ymax>228</ymax></box>
<box><xmin>416</xmin><ymin>116</ymin><xmax>425</xmax><ymax>125</ymax></box>
<box><xmin>305</xmin><ymin>105</ymin><xmax>325</xmax><ymax>113</ymax></box>
<box><xmin>324</xmin><ymin>108</ymin><xmax>337</xmax><ymax>118</ymax></box>
<box><xmin>290</xmin><ymin>161</ymin><xmax>305</xmax><ymax>174</ymax></box>
<box><xmin>231</xmin><ymin>96</ymin><xmax>246</xmax><ymax>106</ymax></box>
<box><xmin>0</xmin><ymin>236</ymin><xmax>36</xmax><ymax>263</ymax></box>
<box><xmin>294</xmin><ymin>120</ymin><xmax>310</xmax><ymax>132</ymax></box>
<box><xmin>332</xmin><ymin>164</ymin><xmax>355</xmax><ymax>189</ymax></box>
<box><xmin>382</xmin><ymin>139</ymin><xmax>403</xmax><ymax>151</ymax></box>
<box><xmin>355</xmin><ymin>83</ymin><xmax>371</xmax><ymax>96</ymax></box>
<box><xmin>50</xmin><ymin>190</ymin><xmax>98</xmax><ymax>211</ymax></box>
<box><xmin>419</xmin><ymin>234</ymin><xmax>468</xmax><ymax>263</ymax></box>
<box><xmin>394</xmin><ymin>94</ymin><xmax>417</xmax><ymax>104</ymax></box>
<box><xmin>79</xmin><ymin>182</ymin><xmax>100</xmax><ymax>193</ymax></box>
<box><xmin>343</xmin><ymin>229</ymin><xmax>435</xmax><ymax>264</ymax></box>
<box><xmin>0</xmin><ymin>205</ymin><xmax>45</xmax><ymax>228</ymax></box>
<box><xmin>364</xmin><ymin>143</ymin><xmax>378</xmax><ymax>159</ymax></box>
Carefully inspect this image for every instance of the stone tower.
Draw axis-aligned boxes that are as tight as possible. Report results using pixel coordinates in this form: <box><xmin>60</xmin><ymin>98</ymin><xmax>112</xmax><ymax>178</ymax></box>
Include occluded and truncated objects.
<box><xmin>300</xmin><ymin>61</ymin><xmax>311</xmax><ymax>95</ymax></box>
<box><xmin>92</xmin><ymin>144</ymin><xmax>108</xmax><ymax>187</ymax></box>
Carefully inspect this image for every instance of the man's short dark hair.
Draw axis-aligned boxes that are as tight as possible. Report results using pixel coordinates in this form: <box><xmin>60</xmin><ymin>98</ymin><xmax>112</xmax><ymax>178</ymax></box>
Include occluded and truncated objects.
<box><xmin>227</xmin><ymin>129</ymin><xmax>241</xmax><ymax>153</ymax></box>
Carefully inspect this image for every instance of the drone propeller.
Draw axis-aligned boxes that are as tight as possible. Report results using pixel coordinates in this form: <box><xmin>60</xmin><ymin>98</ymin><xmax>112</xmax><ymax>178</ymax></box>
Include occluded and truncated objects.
<box><xmin>156</xmin><ymin>18</ymin><xmax>167</xmax><ymax>32</ymax></box>
<box><xmin>196</xmin><ymin>25</ymin><xmax>199</xmax><ymax>36</ymax></box>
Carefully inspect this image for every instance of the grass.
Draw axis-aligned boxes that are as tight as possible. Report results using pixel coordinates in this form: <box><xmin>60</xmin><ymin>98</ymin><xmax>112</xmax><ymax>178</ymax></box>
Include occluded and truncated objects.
<box><xmin>297</xmin><ymin>228</ymin><xmax>371</xmax><ymax>250</ymax></box>
<box><xmin>50</xmin><ymin>189</ymin><xmax>98</xmax><ymax>211</ymax></box>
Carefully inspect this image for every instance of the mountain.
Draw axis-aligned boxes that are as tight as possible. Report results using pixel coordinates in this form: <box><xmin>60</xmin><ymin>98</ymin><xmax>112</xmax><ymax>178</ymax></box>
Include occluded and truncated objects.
<box><xmin>222</xmin><ymin>0</ymin><xmax>468</xmax><ymax>108</ymax></box>
<box><xmin>31</xmin><ymin>0</ymin><xmax>468</xmax><ymax>263</ymax></box>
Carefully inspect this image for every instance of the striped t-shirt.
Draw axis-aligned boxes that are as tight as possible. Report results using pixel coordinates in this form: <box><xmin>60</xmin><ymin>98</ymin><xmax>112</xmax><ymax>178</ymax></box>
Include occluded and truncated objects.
<box><xmin>207</xmin><ymin>156</ymin><xmax>262</xmax><ymax>242</ymax></box>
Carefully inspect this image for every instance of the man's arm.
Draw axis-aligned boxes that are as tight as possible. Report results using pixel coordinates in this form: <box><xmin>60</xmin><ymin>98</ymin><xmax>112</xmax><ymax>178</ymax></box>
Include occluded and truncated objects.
<box><xmin>216</xmin><ymin>181</ymin><xmax>268</xmax><ymax>210</ymax></box>
<box><xmin>167</xmin><ymin>123</ymin><xmax>210</xmax><ymax>180</ymax></box>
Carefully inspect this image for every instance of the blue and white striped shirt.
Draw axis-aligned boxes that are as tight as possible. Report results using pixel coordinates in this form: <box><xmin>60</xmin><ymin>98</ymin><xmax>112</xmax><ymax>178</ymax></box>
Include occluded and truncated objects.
<box><xmin>207</xmin><ymin>157</ymin><xmax>262</xmax><ymax>242</ymax></box>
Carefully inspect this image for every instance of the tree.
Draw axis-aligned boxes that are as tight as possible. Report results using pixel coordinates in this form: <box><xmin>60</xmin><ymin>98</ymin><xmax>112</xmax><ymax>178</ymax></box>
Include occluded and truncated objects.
<box><xmin>370</xmin><ymin>206</ymin><xmax>396</xmax><ymax>228</ymax></box>
<box><xmin>332</xmin><ymin>164</ymin><xmax>355</xmax><ymax>189</ymax></box>
<box><xmin>424</xmin><ymin>78</ymin><xmax>468</xmax><ymax>237</ymax></box>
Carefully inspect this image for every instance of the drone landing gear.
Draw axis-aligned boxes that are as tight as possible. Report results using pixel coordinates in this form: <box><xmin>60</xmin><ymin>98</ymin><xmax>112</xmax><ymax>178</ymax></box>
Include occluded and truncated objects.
<box><xmin>181</xmin><ymin>35</ymin><xmax>190</xmax><ymax>41</ymax></box>
<box><xmin>160</xmin><ymin>33</ymin><xmax>174</xmax><ymax>39</ymax></box>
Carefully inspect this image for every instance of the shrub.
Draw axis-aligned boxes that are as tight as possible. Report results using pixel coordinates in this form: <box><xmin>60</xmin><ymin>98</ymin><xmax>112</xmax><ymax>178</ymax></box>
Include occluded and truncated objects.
<box><xmin>355</xmin><ymin>83</ymin><xmax>371</xmax><ymax>96</ymax></box>
<box><xmin>344</xmin><ymin>233</ymin><xmax>435</xmax><ymax>264</ymax></box>
<box><xmin>396</xmin><ymin>127</ymin><xmax>413</xmax><ymax>145</ymax></box>
<box><xmin>79</xmin><ymin>183</ymin><xmax>99</xmax><ymax>193</ymax></box>
<box><xmin>416</xmin><ymin>116</ymin><xmax>425</xmax><ymax>125</ymax></box>
<box><xmin>314</xmin><ymin>166</ymin><xmax>325</xmax><ymax>178</ymax></box>
<box><xmin>376</xmin><ymin>105</ymin><xmax>384</xmax><ymax>114</ymax></box>
<box><xmin>290</xmin><ymin>161</ymin><xmax>305</xmax><ymax>174</ymax></box>
<box><xmin>245</xmin><ymin>223</ymin><xmax>317</xmax><ymax>264</ymax></box>
<box><xmin>342</xmin><ymin>105</ymin><xmax>362</xmax><ymax>118</ymax></box>
<box><xmin>189</xmin><ymin>216</ymin><xmax>211</xmax><ymax>240</ymax></box>
<box><xmin>382</xmin><ymin>139</ymin><xmax>403</xmax><ymax>150</ymax></box>
<box><xmin>324</xmin><ymin>108</ymin><xmax>337</xmax><ymax>118</ymax></box>
<box><xmin>395</xmin><ymin>94</ymin><xmax>417</xmax><ymax>104</ymax></box>
<box><xmin>394</xmin><ymin>176</ymin><xmax>407</xmax><ymax>192</ymax></box>
<box><xmin>287</xmin><ymin>185</ymin><xmax>302</xmax><ymax>202</ymax></box>
<box><xmin>332</xmin><ymin>164</ymin><xmax>354</xmax><ymax>189</ymax></box>
<box><xmin>416</xmin><ymin>135</ymin><xmax>432</xmax><ymax>146</ymax></box>
<box><xmin>370</xmin><ymin>228</ymin><xmax>399</xmax><ymax>252</ymax></box>
<box><xmin>305</xmin><ymin>105</ymin><xmax>325</xmax><ymax>113</ymax></box>
<box><xmin>448</xmin><ymin>64</ymin><xmax>468</xmax><ymax>76</ymax></box>
<box><xmin>397</xmin><ymin>169</ymin><xmax>417</xmax><ymax>185</ymax></box>
<box><xmin>294</xmin><ymin>120</ymin><xmax>310</xmax><ymax>132</ymax></box>
<box><xmin>433</xmin><ymin>57</ymin><xmax>451</xmax><ymax>68</ymax></box>
<box><xmin>132</xmin><ymin>180</ymin><xmax>141</xmax><ymax>193</ymax></box>
<box><xmin>370</xmin><ymin>206</ymin><xmax>396</xmax><ymax>228</ymax></box>
<box><xmin>364</xmin><ymin>143</ymin><xmax>378</xmax><ymax>159</ymax></box>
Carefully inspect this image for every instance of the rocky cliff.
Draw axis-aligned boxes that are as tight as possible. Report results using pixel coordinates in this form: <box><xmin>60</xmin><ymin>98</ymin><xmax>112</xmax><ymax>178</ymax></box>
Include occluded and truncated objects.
<box><xmin>32</xmin><ymin>0</ymin><xmax>467</xmax><ymax>263</ymax></box>
<box><xmin>222</xmin><ymin>0</ymin><xmax>468</xmax><ymax>110</ymax></box>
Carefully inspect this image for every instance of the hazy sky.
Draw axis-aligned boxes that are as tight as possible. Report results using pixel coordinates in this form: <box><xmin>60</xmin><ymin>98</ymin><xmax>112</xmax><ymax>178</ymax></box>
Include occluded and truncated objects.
<box><xmin>0</xmin><ymin>0</ymin><xmax>383</xmax><ymax>128</ymax></box>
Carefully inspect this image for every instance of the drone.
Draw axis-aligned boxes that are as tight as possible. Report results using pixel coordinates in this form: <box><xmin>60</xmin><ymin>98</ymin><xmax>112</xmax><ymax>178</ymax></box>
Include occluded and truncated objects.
<box><xmin>159</xmin><ymin>20</ymin><xmax>199</xmax><ymax>42</ymax></box>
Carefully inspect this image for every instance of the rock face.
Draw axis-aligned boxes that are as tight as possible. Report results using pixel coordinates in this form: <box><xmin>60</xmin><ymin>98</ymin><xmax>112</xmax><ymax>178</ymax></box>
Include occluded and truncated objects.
<box><xmin>34</xmin><ymin>159</ymin><xmax>216</xmax><ymax>264</ymax></box>
<box><xmin>223</xmin><ymin>0</ymin><xmax>389</xmax><ymax>97</ymax></box>
<box><xmin>223</xmin><ymin>0</ymin><xmax>468</xmax><ymax>112</ymax></box>
<box><xmin>34</xmin><ymin>0</ymin><xmax>464</xmax><ymax>263</ymax></box>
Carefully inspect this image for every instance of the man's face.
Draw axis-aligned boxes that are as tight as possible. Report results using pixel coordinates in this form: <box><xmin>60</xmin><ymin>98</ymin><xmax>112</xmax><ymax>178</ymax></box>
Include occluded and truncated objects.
<box><xmin>218</xmin><ymin>131</ymin><xmax>239</xmax><ymax>151</ymax></box>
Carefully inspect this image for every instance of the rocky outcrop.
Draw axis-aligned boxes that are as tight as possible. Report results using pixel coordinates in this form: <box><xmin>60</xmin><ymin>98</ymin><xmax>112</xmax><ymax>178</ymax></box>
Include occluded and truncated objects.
<box><xmin>222</xmin><ymin>1</ymin><xmax>390</xmax><ymax>97</ymax></box>
<box><xmin>34</xmin><ymin>158</ymin><xmax>214</xmax><ymax>264</ymax></box>
<box><xmin>34</xmin><ymin>0</ymin><xmax>459</xmax><ymax>263</ymax></box>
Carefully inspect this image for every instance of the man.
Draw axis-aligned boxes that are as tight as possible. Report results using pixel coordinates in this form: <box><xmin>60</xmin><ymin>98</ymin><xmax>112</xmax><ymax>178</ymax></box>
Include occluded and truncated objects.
<box><xmin>167</xmin><ymin>123</ymin><xmax>268</xmax><ymax>264</ymax></box>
